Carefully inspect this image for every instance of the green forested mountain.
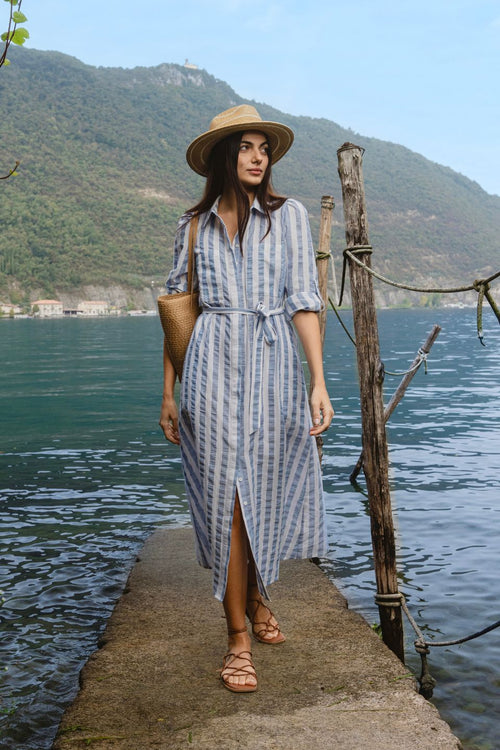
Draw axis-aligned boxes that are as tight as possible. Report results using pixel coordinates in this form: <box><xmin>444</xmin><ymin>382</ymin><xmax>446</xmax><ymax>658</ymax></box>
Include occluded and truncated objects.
<box><xmin>1</xmin><ymin>47</ymin><xmax>499</xmax><ymax>306</ymax></box>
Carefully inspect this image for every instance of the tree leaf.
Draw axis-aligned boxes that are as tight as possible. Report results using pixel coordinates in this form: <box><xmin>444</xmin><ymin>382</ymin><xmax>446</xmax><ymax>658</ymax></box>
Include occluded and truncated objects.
<box><xmin>12</xmin><ymin>11</ymin><xmax>27</xmax><ymax>23</ymax></box>
<box><xmin>11</xmin><ymin>27</ymin><xmax>29</xmax><ymax>45</ymax></box>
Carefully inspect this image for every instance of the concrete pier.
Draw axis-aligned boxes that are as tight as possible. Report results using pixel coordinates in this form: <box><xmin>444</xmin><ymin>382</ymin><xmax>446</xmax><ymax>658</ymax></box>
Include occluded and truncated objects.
<box><xmin>53</xmin><ymin>527</ymin><xmax>462</xmax><ymax>749</ymax></box>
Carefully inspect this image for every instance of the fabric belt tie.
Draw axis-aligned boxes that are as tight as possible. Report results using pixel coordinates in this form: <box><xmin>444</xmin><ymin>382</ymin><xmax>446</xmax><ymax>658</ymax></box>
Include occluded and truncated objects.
<box><xmin>202</xmin><ymin>303</ymin><xmax>285</xmax><ymax>433</ymax></box>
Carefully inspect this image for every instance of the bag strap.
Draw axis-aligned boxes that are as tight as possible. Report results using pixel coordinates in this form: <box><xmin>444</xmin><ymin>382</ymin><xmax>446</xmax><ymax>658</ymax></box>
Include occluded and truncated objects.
<box><xmin>187</xmin><ymin>215</ymin><xmax>199</xmax><ymax>296</ymax></box>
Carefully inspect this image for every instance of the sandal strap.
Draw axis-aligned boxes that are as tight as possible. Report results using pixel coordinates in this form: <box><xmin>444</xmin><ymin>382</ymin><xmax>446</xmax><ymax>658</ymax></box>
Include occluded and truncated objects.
<box><xmin>221</xmin><ymin>650</ymin><xmax>256</xmax><ymax>680</ymax></box>
<box><xmin>227</xmin><ymin>626</ymin><xmax>248</xmax><ymax>636</ymax></box>
<box><xmin>246</xmin><ymin>598</ymin><xmax>282</xmax><ymax>638</ymax></box>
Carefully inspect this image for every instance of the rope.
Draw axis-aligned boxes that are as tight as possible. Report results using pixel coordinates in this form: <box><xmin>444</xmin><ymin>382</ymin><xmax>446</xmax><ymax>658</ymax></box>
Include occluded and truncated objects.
<box><xmin>328</xmin><ymin>294</ymin><xmax>431</xmax><ymax>376</ymax></box>
<box><xmin>378</xmin><ymin>591</ymin><xmax>500</xmax><ymax>698</ymax></box>
<box><xmin>403</xmin><ymin>602</ymin><xmax>500</xmax><ymax>650</ymax></box>
<box><xmin>328</xmin><ymin>296</ymin><xmax>357</xmax><ymax>346</ymax></box>
<box><xmin>379</xmin><ymin>590</ymin><xmax>500</xmax><ymax>650</ymax></box>
<box><xmin>475</xmin><ymin>280</ymin><xmax>487</xmax><ymax>346</ymax></box>
<box><xmin>474</xmin><ymin>279</ymin><xmax>500</xmax><ymax>346</ymax></box>
<box><xmin>344</xmin><ymin>248</ymin><xmax>500</xmax><ymax>294</ymax></box>
<box><xmin>340</xmin><ymin>247</ymin><xmax>500</xmax><ymax>344</ymax></box>
<box><xmin>383</xmin><ymin>348</ymin><xmax>428</xmax><ymax>377</ymax></box>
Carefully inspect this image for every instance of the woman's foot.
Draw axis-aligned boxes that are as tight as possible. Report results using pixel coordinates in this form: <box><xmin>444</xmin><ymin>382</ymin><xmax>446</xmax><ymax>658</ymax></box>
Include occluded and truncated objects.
<box><xmin>246</xmin><ymin>595</ymin><xmax>286</xmax><ymax>644</ymax></box>
<box><xmin>220</xmin><ymin>629</ymin><xmax>257</xmax><ymax>693</ymax></box>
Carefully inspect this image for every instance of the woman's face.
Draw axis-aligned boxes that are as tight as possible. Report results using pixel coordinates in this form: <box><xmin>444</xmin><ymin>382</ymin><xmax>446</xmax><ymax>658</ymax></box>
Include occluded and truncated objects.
<box><xmin>237</xmin><ymin>131</ymin><xmax>269</xmax><ymax>195</ymax></box>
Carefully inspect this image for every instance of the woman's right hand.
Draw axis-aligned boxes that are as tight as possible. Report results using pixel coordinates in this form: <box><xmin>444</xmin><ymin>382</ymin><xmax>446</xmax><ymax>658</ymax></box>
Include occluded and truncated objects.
<box><xmin>159</xmin><ymin>396</ymin><xmax>180</xmax><ymax>445</ymax></box>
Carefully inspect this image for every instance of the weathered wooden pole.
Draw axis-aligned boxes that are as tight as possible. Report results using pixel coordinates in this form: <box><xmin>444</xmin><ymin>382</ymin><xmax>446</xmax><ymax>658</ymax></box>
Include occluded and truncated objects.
<box><xmin>337</xmin><ymin>142</ymin><xmax>404</xmax><ymax>662</ymax></box>
<box><xmin>350</xmin><ymin>323</ymin><xmax>442</xmax><ymax>481</ymax></box>
<box><xmin>313</xmin><ymin>195</ymin><xmax>335</xmax><ymax>464</ymax></box>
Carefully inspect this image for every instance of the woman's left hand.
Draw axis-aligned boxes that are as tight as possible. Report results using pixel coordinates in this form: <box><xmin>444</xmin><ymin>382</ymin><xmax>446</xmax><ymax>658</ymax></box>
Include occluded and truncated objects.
<box><xmin>309</xmin><ymin>384</ymin><xmax>335</xmax><ymax>436</ymax></box>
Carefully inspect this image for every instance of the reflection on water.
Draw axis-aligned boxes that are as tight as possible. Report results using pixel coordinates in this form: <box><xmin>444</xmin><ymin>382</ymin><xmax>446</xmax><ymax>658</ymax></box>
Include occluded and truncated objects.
<box><xmin>0</xmin><ymin>310</ymin><xmax>499</xmax><ymax>749</ymax></box>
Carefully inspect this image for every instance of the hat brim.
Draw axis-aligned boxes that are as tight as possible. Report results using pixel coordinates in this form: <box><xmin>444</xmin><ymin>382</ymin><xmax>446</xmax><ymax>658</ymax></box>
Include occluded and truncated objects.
<box><xmin>186</xmin><ymin>120</ymin><xmax>294</xmax><ymax>177</ymax></box>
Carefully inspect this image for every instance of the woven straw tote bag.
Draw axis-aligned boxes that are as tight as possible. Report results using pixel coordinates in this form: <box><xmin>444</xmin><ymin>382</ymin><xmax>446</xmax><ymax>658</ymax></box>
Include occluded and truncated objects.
<box><xmin>157</xmin><ymin>216</ymin><xmax>200</xmax><ymax>379</ymax></box>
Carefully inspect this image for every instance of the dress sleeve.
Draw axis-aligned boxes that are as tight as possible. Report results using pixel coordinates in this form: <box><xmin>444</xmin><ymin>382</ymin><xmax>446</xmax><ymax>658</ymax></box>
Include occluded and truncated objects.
<box><xmin>165</xmin><ymin>216</ymin><xmax>192</xmax><ymax>293</ymax></box>
<box><xmin>283</xmin><ymin>199</ymin><xmax>324</xmax><ymax>319</ymax></box>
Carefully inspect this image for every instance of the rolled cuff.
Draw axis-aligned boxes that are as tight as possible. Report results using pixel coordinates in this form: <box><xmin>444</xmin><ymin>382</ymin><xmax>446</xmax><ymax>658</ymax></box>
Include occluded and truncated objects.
<box><xmin>284</xmin><ymin>291</ymin><xmax>324</xmax><ymax>319</ymax></box>
<box><xmin>164</xmin><ymin>280</ymin><xmax>188</xmax><ymax>294</ymax></box>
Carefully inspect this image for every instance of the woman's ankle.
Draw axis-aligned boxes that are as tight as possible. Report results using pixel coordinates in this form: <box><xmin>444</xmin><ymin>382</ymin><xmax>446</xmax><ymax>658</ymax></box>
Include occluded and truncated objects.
<box><xmin>227</xmin><ymin>625</ymin><xmax>248</xmax><ymax>636</ymax></box>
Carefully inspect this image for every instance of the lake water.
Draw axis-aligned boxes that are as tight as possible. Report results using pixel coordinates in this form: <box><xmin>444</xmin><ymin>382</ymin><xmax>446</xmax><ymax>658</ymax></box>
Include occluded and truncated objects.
<box><xmin>0</xmin><ymin>309</ymin><xmax>499</xmax><ymax>750</ymax></box>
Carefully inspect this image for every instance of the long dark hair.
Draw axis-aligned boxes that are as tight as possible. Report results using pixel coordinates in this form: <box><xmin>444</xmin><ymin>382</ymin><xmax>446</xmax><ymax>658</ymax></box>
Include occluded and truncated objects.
<box><xmin>187</xmin><ymin>131</ymin><xmax>286</xmax><ymax>243</ymax></box>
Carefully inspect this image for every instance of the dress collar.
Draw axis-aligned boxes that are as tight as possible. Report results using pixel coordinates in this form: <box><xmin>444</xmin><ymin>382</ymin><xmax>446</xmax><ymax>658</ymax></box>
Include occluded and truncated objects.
<box><xmin>250</xmin><ymin>196</ymin><xmax>265</xmax><ymax>215</ymax></box>
<box><xmin>200</xmin><ymin>195</ymin><xmax>265</xmax><ymax>229</ymax></box>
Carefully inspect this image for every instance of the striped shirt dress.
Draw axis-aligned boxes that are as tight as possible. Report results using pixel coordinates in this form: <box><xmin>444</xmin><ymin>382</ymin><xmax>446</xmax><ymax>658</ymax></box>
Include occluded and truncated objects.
<box><xmin>166</xmin><ymin>196</ymin><xmax>328</xmax><ymax>601</ymax></box>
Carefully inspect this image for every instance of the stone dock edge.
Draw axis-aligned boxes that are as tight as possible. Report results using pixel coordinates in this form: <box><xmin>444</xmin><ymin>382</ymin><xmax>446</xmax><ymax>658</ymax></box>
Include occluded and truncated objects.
<box><xmin>53</xmin><ymin>527</ymin><xmax>463</xmax><ymax>749</ymax></box>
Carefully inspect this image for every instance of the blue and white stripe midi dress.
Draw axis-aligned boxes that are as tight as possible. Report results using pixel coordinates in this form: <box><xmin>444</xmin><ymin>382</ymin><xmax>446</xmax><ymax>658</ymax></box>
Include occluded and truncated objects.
<box><xmin>166</xmin><ymin>196</ymin><xmax>328</xmax><ymax>601</ymax></box>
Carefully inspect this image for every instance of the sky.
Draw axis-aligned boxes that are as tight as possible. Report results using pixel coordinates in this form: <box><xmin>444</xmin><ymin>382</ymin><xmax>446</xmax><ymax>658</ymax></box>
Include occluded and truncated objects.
<box><xmin>19</xmin><ymin>0</ymin><xmax>500</xmax><ymax>195</ymax></box>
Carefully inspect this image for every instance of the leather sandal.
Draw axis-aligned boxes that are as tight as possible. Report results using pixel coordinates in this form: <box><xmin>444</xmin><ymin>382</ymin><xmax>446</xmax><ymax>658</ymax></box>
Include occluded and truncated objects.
<box><xmin>220</xmin><ymin>628</ymin><xmax>257</xmax><ymax>693</ymax></box>
<box><xmin>246</xmin><ymin>598</ymin><xmax>286</xmax><ymax>645</ymax></box>
<box><xmin>220</xmin><ymin>627</ymin><xmax>257</xmax><ymax>693</ymax></box>
<box><xmin>220</xmin><ymin>650</ymin><xmax>257</xmax><ymax>693</ymax></box>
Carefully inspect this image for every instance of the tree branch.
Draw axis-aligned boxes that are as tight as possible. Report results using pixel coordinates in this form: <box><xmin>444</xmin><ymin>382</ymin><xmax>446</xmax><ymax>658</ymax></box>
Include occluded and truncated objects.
<box><xmin>0</xmin><ymin>160</ymin><xmax>20</xmax><ymax>180</ymax></box>
<box><xmin>0</xmin><ymin>0</ymin><xmax>27</xmax><ymax>68</ymax></box>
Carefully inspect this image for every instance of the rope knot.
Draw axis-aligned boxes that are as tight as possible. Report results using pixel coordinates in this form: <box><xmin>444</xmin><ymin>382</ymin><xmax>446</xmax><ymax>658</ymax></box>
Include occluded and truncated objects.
<box><xmin>414</xmin><ymin>640</ymin><xmax>430</xmax><ymax>656</ymax></box>
<box><xmin>417</xmin><ymin>347</ymin><xmax>428</xmax><ymax>374</ymax></box>
<box><xmin>343</xmin><ymin>244</ymin><xmax>373</xmax><ymax>258</ymax></box>
<box><xmin>374</xmin><ymin>591</ymin><xmax>404</xmax><ymax>608</ymax></box>
<box><xmin>473</xmin><ymin>278</ymin><xmax>490</xmax><ymax>293</ymax></box>
<box><xmin>338</xmin><ymin>246</ymin><xmax>373</xmax><ymax>305</ymax></box>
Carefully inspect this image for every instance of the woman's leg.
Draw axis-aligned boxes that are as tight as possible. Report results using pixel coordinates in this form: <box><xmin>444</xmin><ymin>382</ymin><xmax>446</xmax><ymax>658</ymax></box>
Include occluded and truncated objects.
<box><xmin>221</xmin><ymin>496</ymin><xmax>257</xmax><ymax>690</ymax></box>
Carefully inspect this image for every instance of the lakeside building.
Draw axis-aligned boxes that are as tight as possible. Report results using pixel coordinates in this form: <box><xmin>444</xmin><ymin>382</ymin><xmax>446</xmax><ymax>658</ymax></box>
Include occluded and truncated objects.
<box><xmin>32</xmin><ymin>300</ymin><xmax>63</xmax><ymax>317</ymax></box>
<box><xmin>76</xmin><ymin>301</ymin><xmax>110</xmax><ymax>316</ymax></box>
<box><xmin>31</xmin><ymin>300</ymin><xmax>110</xmax><ymax>317</ymax></box>
<box><xmin>0</xmin><ymin>303</ymin><xmax>23</xmax><ymax>316</ymax></box>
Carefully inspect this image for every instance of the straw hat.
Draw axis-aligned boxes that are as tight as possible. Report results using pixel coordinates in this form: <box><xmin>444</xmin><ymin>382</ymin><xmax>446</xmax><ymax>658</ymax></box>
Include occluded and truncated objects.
<box><xmin>186</xmin><ymin>104</ymin><xmax>294</xmax><ymax>176</ymax></box>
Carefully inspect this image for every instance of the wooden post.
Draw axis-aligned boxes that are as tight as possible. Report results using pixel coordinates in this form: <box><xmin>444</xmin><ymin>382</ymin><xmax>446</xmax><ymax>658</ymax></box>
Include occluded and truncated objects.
<box><xmin>337</xmin><ymin>142</ymin><xmax>404</xmax><ymax>662</ymax></box>
<box><xmin>350</xmin><ymin>323</ymin><xmax>442</xmax><ymax>481</ymax></box>
<box><xmin>312</xmin><ymin>195</ymin><xmax>335</xmax><ymax>464</ymax></box>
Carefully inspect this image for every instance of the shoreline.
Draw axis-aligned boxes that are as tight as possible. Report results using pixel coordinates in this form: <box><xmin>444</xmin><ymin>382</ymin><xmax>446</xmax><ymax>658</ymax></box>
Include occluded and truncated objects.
<box><xmin>0</xmin><ymin>301</ymin><xmax>478</xmax><ymax>321</ymax></box>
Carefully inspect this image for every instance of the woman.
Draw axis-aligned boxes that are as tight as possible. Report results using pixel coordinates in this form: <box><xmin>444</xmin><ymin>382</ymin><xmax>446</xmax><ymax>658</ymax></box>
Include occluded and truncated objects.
<box><xmin>160</xmin><ymin>105</ymin><xmax>334</xmax><ymax>693</ymax></box>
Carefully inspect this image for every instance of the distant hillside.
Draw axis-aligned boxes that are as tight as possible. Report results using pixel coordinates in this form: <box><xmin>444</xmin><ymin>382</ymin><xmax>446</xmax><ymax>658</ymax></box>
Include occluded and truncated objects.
<box><xmin>1</xmin><ymin>47</ymin><xmax>499</xmax><ymax>308</ymax></box>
